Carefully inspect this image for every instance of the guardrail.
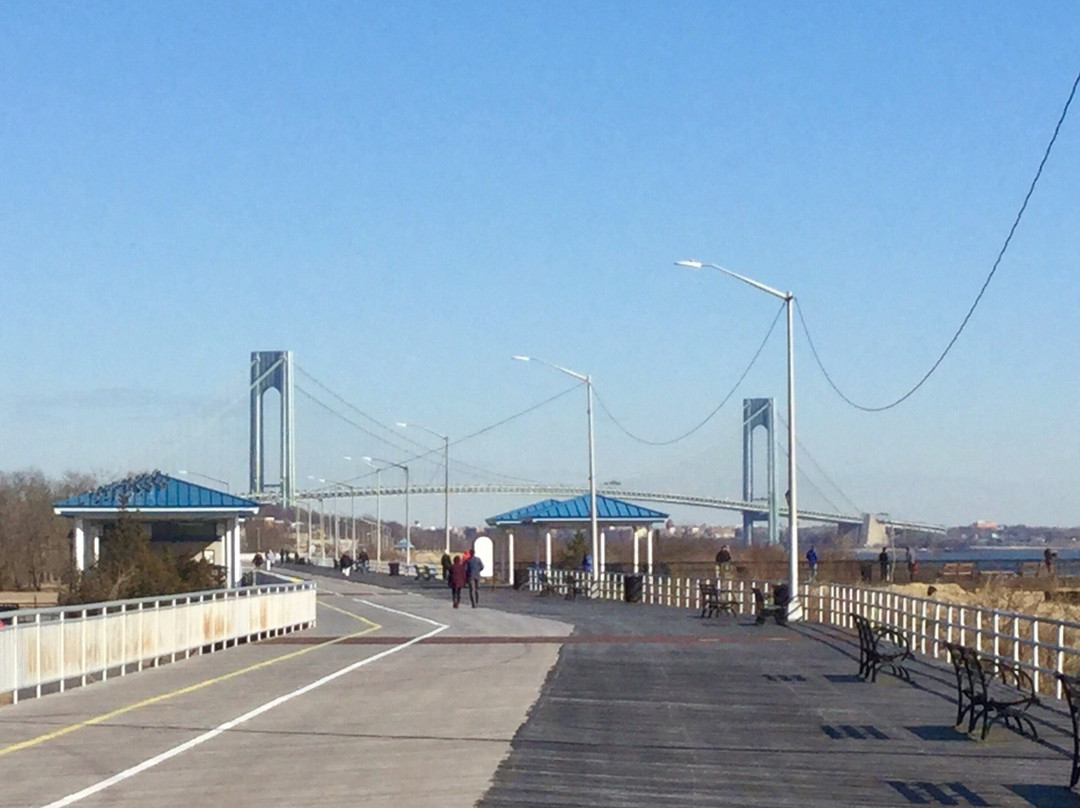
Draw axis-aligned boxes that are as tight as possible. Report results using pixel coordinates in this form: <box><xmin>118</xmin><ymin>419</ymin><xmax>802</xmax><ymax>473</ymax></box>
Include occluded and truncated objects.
<box><xmin>0</xmin><ymin>581</ymin><xmax>316</xmax><ymax>705</ymax></box>
<box><xmin>525</xmin><ymin>568</ymin><xmax>1080</xmax><ymax>701</ymax></box>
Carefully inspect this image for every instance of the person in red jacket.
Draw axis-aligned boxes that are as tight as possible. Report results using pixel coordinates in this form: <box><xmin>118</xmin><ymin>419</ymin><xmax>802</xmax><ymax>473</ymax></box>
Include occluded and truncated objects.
<box><xmin>449</xmin><ymin>555</ymin><xmax>467</xmax><ymax>608</ymax></box>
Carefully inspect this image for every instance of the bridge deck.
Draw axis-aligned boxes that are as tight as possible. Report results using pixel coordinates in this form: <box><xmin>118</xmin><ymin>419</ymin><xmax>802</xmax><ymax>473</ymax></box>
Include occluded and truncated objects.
<box><xmin>1</xmin><ymin>569</ymin><xmax>1076</xmax><ymax>807</ymax></box>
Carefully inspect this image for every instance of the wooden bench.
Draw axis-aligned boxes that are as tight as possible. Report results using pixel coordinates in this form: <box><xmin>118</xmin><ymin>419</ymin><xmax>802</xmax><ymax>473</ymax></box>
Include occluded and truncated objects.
<box><xmin>752</xmin><ymin>587</ymin><xmax>788</xmax><ymax>626</ymax></box>
<box><xmin>414</xmin><ymin>564</ymin><xmax>436</xmax><ymax>582</ymax></box>
<box><xmin>1057</xmin><ymin>673</ymin><xmax>1080</xmax><ymax>787</ymax></box>
<box><xmin>851</xmin><ymin>613</ymin><xmax>911</xmax><ymax>682</ymax></box>
<box><xmin>564</xmin><ymin>572</ymin><xmax>590</xmax><ymax>601</ymax></box>
<box><xmin>939</xmin><ymin>562</ymin><xmax>976</xmax><ymax>581</ymax></box>
<box><xmin>535</xmin><ymin>570</ymin><xmax>558</xmax><ymax>597</ymax></box>
<box><xmin>699</xmin><ymin>582</ymin><xmax>737</xmax><ymax>618</ymax></box>
<box><xmin>945</xmin><ymin>642</ymin><xmax>1038</xmax><ymax>740</ymax></box>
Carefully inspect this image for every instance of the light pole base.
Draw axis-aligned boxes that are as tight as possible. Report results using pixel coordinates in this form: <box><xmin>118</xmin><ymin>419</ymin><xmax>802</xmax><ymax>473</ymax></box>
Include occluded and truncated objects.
<box><xmin>786</xmin><ymin>598</ymin><xmax>804</xmax><ymax>622</ymax></box>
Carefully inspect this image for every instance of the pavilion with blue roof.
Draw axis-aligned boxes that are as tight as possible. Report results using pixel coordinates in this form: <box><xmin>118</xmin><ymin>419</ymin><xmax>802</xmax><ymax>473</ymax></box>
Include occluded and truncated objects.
<box><xmin>54</xmin><ymin>471</ymin><xmax>260</xmax><ymax>588</ymax></box>
<box><xmin>486</xmin><ymin>494</ymin><xmax>668</xmax><ymax>579</ymax></box>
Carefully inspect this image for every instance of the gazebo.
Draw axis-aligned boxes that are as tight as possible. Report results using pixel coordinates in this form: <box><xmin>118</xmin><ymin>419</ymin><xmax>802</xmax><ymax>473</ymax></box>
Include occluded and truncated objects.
<box><xmin>53</xmin><ymin>471</ymin><xmax>260</xmax><ymax>588</ymax></box>
<box><xmin>486</xmin><ymin>494</ymin><xmax>669</xmax><ymax>581</ymax></box>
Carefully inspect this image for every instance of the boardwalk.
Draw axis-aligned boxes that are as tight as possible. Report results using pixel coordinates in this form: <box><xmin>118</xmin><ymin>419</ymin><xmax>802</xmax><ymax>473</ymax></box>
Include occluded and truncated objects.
<box><xmin>3</xmin><ymin>568</ymin><xmax>1080</xmax><ymax>807</ymax></box>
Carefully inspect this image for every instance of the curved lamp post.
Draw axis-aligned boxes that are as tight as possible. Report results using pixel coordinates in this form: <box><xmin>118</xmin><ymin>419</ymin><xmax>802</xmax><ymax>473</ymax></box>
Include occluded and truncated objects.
<box><xmin>396</xmin><ymin>421</ymin><xmax>450</xmax><ymax>554</ymax></box>
<box><xmin>512</xmin><ymin>355</ymin><xmax>598</xmax><ymax>583</ymax></box>
<box><xmin>675</xmin><ymin>259</ymin><xmax>801</xmax><ymax>622</ymax></box>
<box><xmin>364</xmin><ymin>456</ymin><xmax>409</xmax><ymax>566</ymax></box>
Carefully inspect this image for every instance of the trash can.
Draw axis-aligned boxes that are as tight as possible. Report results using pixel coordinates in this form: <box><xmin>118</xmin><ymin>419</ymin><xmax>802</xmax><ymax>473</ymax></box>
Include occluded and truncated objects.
<box><xmin>388</xmin><ymin>562</ymin><xmax>400</xmax><ymax>576</ymax></box>
<box><xmin>773</xmin><ymin>583</ymin><xmax>790</xmax><ymax>607</ymax></box>
<box><xmin>773</xmin><ymin>583</ymin><xmax>790</xmax><ymax>625</ymax></box>
<box><xmin>624</xmin><ymin>573</ymin><xmax>643</xmax><ymax>603</ymax></box>
<box><xmin>513</xmin><ymin>568</ymin><xmax>528</xmax><ymax>590</ymax></box>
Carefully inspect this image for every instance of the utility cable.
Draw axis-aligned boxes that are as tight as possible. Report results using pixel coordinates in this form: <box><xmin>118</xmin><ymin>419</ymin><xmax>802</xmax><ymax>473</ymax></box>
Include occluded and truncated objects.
<box><xmin>594</xmin><ymin>301</ymin><xmax>785</xmax><ymax>445</ymax></box>
<box><xmin>450</xmin><ymin>383</ymin><xmax>580</xmax><ymax>447</ymax></box>
<box><xmin>799</xmin><ymin>63</ymin><xmax>1080</xmax><ymax>412</ymax></box>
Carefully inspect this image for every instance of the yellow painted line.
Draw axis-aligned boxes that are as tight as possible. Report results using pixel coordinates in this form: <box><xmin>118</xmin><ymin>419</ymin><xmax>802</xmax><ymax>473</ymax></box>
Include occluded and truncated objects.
<box><xmin>0</xmin><ymin>600</ymin><xmax>381</xmax><ymax>759</ymax></box>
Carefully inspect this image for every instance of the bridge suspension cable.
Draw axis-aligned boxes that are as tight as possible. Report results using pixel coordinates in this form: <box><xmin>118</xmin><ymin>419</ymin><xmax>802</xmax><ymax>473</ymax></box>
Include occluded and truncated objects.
<box><xmin>773</xmin><ymin>412</ymin><xmax>863</xmax><ymax>516</ymax></box>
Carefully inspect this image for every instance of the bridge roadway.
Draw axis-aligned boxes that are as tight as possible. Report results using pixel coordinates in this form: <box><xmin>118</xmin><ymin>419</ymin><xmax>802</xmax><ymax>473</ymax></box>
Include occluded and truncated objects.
<box><xmin>3</xmin><ymin>572</ymin><xmax>1078</xmax><ymax>807</ymax></box>
<box><xmin>282</xmin><ymin>484</ymin><xmax>947</xmax><ymax>534</ymax></box>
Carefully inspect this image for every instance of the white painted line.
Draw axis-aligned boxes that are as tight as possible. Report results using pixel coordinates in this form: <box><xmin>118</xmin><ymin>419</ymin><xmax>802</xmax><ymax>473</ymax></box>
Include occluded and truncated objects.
<box><xmin>353</xmin><ymin>597</ymin><xmax>447</xmax><ymax>628</ymax></box>
<box><xmin>41</xmin><ymin>610</ymin><xmax>448</xmax><ymax>808</ymax></box>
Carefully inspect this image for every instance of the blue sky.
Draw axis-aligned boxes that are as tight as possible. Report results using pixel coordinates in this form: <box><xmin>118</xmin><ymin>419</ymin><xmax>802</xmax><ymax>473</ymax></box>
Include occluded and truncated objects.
<box><xmin>3</xmin><ymin>2</ymin><xmax>1079</xmax><ymax>529</ymax></box>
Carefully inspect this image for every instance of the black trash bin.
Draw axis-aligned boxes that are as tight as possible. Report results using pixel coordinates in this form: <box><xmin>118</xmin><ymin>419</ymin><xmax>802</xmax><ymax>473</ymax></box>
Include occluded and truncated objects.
<box><xmin>388</xmin><ymin>562</ymin><xmax>400</xmax><ymax>576</ymax></box>
<box><xmin>513</xmin><ymin>568</ymin><xmax>528</xmax><ymax>590</ymax></box>
<box><xmin>625</xmin><ymin>573</ymin><xmax>643</xmax><ymax>603</ymax></box>
<box><xmin>772</xmin><ymin>583</ymin><xmax>790</xmax><ymax>625</ymax></box>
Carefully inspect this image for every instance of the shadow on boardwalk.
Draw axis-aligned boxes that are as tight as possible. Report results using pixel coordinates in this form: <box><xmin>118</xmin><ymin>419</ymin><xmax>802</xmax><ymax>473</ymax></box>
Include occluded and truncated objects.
<box><xmin>479</xmin><ymin>587</ymin><xmax>1080</xmax><ymax>808</ymax></box>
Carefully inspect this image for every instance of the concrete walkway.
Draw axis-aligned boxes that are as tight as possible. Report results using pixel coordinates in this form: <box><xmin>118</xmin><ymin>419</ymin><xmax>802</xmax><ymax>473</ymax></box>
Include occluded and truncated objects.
<box><xmin>2</xmin><ymin>566</ymin><xmax>1080</xmax><ymax>807</ymax></box>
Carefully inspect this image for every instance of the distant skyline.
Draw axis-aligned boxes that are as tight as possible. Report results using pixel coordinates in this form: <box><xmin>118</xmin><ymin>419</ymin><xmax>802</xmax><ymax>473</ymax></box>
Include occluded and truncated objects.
<box><xmin>3</xmin><ymin>3</ymin><xmax>1079</xmax><ymax>528</ymax></box>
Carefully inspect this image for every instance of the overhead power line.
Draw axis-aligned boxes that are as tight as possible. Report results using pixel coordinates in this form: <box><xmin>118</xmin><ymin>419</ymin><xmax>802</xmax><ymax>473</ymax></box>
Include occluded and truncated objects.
<box><xmin>799</xmin><ymin>62</ymin><xmax>1080</xmax><ymax>412</ymax></box>
<box><xmin>594</xmin><ymin>302</ymin><xmax>785</xmax><ymax>445</ymax></box>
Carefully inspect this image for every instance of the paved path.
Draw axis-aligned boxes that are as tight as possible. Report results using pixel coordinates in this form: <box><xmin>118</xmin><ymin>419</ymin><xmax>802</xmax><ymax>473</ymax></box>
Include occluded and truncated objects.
<box><xmin>3</xmin><ymin>567</ymin><xmax>1080</xmax><ymax>807</ymax></box>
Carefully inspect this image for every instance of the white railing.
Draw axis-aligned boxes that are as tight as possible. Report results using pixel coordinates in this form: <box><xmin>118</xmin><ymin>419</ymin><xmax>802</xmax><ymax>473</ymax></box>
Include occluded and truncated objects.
<box><xmin>523</xmin><ymin>568</ymin><xmax>1080</xmax><ymax>700</ymax></box>
<box><xmin>0</xmin><ymin>581</ymin><xmax>316</xmax><ymax>705</ymax></box>
<box><xmin>812</xmin><ymin>584</ymin><xmax>1080</xmax><ymax>700</ymax></box>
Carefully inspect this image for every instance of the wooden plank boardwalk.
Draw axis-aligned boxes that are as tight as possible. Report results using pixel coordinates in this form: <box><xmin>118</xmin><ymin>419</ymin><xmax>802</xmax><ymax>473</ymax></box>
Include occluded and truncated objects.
<box><xmin>387</xmin><ymin>573</ymin><xmax>1080</xmax><ymax>808</ymax></box>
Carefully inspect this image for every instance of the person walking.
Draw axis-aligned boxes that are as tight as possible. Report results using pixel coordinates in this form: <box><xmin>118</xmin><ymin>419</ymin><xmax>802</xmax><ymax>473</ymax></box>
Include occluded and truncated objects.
<box><xmin>715</xmin><ymin>544</ymin><xmax>732</xmax><ymax>582</ymax></box>
<box><xmin>906</xmin><ymin>546</ymin><xmax>918</xmax><ymax>581</ymax></box>
<box><xmin>805</xmin><ymin>545</ymin><xmax>818</xmax><ymax>583</ymax></box>
<box><xmin>449</xmin><ymin>555</ymin><xmax>466</xmax><ymax>608</ymax></box>
<box><xmin>441</xmin><ymin>551</ymin><xmax>452</xmax><ymax>582</ymax></box>
<box><xmin>465</xmin><ymin>550</ymin><xmax>484</xmax><ymax>608</ymax></box>
<box><xmin>878</xmin><ymin>546</ymin><xmax>890</xmax><ymax>583</ymax></box>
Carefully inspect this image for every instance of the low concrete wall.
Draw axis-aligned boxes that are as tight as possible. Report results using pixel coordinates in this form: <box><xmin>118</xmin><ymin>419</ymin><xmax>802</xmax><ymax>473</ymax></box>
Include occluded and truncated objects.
<box><xmin>0</xmin><ymin>581</ymin><xmax>316</xmax><ymax>704</ymax></box>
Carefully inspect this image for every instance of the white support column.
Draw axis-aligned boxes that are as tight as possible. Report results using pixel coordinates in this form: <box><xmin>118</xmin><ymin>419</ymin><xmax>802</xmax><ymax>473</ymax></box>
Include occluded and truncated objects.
<box><xmin>647</xmin><ymin>529</ymin><xmax>655</xmax><ymax>575</ymax></box>
<box><xmin>224</xmin><ymin>519</ymin><xmax>237</xmax><ymax>587</ymax></box>
<box><xmin>232</xmin><ymin>520</ymin><xmax>242</xmax><ymax>586</ymax></box>
<box><xmin>91</xmin><ymin>525</ymin><xmax>100</xmax><ymax>564</ymax></box>
<box><xmin>507</xmin><ymin>531</ymin><xmax>515</xmax><ymax>584</ymax></box>
<box><xmin>545</xmin><ymin>531</ymin><xmax>552</xmax><ymax>572</ymax></box>
<box><xmin>74</xmin><ymin>518</ymin><xmax>86</xmax><ymax>571</ymax></box>
<box><xmin>599</xmin><ymin>530</ymin><xmax>606</xmax><ymax>574</ymax></box>
<box><xmin>633</xmin><ymin>528</ymin><xmax>640</xmax><ymax>573</ymax></box>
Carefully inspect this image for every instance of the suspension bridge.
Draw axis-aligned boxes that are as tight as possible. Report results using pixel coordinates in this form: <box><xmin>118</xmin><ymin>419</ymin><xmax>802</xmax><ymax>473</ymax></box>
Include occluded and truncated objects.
<box><xmin>157</xmin><ymin>350</ymin><xmax>945</xmax><ymax>538</ymax></box>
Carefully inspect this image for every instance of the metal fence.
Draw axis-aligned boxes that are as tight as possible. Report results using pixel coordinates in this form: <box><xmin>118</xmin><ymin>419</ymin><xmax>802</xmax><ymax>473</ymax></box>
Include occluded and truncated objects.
<box><xmin>0</xmin><ymin>581</ymin><xmax>316</xmax><ymax>704</ymax></box>
<box><xmin>526</xmin><ymin>568</ymin><xmax>1080</xmax><ymax>701</ymax></box>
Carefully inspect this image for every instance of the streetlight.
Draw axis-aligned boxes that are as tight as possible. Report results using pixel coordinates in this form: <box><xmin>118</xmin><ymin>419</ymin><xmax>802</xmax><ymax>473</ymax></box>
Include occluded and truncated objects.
<box><xmin>360</xmin><ymin>458</ymin><xmax>383</xmax><ymax>563</ymax></box>
<box><xmin>363</xmin><ymin>456</ymin><xmax>409</xmax><ymax>566</ymax></box>
<box><xmin>177</xmin><ymin>470</ymin><xmax>230</xmax><ymax>492</ymax></box>
<box><xmin>512</xmin><ymin>355</ymin><xmax>598</xmax><ymax>584</ymax></box>
<box><xmin>307</xmin><ymin>476</ymin><xmax>329</xmax><ymax>564</ymax></box>
<box><xmin>343</xmin><ymin>456</ymin><xmax>361</xmax><ymax>552</ymax></box>
<box><xmin>396</xmin><ymin>421</ymin><xmax>450</xmax><ymax>554</ymax></box>
<box><xmin>675</xmin><ymin>258</ymin><xmax>801</xmax><ymax>621</ymax></box>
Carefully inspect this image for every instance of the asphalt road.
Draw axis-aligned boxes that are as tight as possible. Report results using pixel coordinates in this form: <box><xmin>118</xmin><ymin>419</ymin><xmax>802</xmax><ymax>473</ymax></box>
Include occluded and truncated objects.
<box><xmin>0</xmin><ymin>570</ymin><xmax>570</xmax><ymax>808</ymax></box>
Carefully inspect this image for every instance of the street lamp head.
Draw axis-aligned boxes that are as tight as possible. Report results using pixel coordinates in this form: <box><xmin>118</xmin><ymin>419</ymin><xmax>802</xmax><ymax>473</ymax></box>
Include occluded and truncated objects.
<box><xmin>675</xmin><ymin>259</ymin><xmax>704</xmax><ymax>269</ymax></box>
<box><xmin>395</xmin><ymin>421</ymin><xmax>408</xmax><ymax>428</ymax></box>
<box><xmin>511</xmin><ymin>355</ymin><xmax>531</xmax><ymax>362</ymax></box>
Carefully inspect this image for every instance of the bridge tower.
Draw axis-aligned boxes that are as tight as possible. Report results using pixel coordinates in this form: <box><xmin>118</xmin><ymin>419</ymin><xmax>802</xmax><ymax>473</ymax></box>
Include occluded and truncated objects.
<box><xmin>742</xmin><ymin>398</ymin><xmax>779</xmax><ymax>546</ymax></box>
<box><xmin>249</xmin><ymin>351</ymin><xmax>296</xmax><ymax>508</ymax></box>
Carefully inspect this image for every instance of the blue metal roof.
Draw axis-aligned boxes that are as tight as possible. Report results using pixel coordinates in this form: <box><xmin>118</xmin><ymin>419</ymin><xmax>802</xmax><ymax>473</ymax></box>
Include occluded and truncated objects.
<box><xmin>54</xmin><ymin>471</ymin><xmax>259</xmax><ymax>511</ymax></box>
<box><xmin>486</xmin><ymin>494</ymin><xmax>668</xmax><ymax>526</ymax></box>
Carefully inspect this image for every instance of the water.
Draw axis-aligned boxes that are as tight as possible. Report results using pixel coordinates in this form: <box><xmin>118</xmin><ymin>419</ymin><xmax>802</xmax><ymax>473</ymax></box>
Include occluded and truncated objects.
<box><xmin>854</xmin><ymin>546</ymin><xmax>1080</xmax><ymax>575</ymax></box>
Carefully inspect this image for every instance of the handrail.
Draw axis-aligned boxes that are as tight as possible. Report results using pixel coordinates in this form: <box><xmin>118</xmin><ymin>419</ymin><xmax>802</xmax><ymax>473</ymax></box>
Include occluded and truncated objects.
<box><xmin>522</xmin><ymin>568</ymin><xmax>1080</xmax><ymax>701</ymax></box>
